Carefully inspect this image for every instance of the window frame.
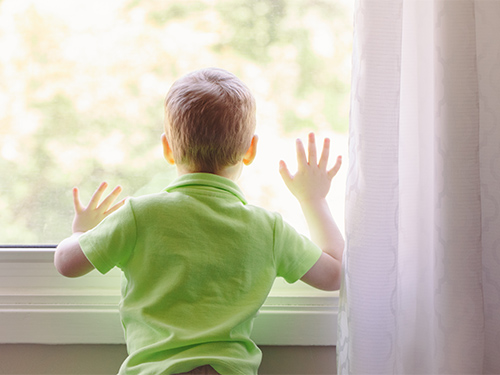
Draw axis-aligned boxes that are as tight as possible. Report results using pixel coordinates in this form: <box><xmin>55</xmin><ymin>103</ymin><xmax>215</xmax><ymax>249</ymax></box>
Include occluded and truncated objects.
<box><xmin>0</xmin><ymin>247</ymin><xmax>338</xmax><ymax>345</ymax></box>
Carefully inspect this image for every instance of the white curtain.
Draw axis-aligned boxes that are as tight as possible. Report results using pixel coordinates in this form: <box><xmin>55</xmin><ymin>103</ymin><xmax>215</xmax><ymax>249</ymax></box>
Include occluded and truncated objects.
<box><xmin>337</xmin><ymin>0</ymin><xmax>500</xmax><ymax>374</ymax></box>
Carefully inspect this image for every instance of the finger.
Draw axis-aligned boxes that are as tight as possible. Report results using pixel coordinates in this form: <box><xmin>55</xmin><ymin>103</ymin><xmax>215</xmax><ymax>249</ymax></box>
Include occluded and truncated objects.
<box><xmin>318</xmin><ymin>138</ymin><xmax>331</xmax><ymax>170</ymax></box>
<box><xmin>307</xmin><ymin>133</ymin><xmax>317</xmax><ymax>166</ymax></box>
<box><xmin>72</xmin><ymin>187</ymin><xmax>84</xmax><ymax>213</ymax></box>
<box><xmin>104</xmin><ymin>197</ymin><xmax>127</xmax><ymax>216</ymax></box>
<box><xmin>88</xmin><ymin>182</ymin><xmax>108</xmax><ymax>209</ymax></box>
<box><xmin>327</xmin><ymin>155</ymin><xmax>342</xmax><ymax>179</ymax></box>
<box><xmin>98</xmin><ymin>185</ymin><xmax>123</xmax><ymax>211</ymax></box>
<box><xmin>295</xmin><ymin>138</ymin><xmax>307</xmax><ymax>169</ymax></box>
<box><xmin>279</xmin><ymin>160</ymin><xmax>294</xmax><ymax>188</ymax></box>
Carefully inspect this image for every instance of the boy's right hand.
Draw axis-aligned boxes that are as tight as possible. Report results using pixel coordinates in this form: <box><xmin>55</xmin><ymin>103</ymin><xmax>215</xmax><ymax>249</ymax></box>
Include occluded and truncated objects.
<box><xmin>72</xmin><ymin>182</ymin><xmax>125</xmax><ymax>233</ymax></box>
<box><xmin>279</xmin><ymin>132</ymin><xmax>342</xmax><ymax>202</ymax></box>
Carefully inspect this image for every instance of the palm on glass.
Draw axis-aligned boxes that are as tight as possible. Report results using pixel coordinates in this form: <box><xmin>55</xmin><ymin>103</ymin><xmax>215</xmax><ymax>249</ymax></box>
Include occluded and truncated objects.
<box><xmin>279</xmin><ymin>133</ymin><xmax>342</xmax><ymax>202</ymax></box>
<box><xmin>72</xmin><ymin>182</ymin><xmax>126</xmax><ymax>233</ymax></box>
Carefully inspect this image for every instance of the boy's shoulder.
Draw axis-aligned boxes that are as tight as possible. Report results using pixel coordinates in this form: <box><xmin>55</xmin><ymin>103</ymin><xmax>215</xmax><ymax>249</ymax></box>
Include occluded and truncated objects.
<box><xmin>128</xmin><ymin>191</ymin><xmax>168</xmax><ymax>204</ymax></box>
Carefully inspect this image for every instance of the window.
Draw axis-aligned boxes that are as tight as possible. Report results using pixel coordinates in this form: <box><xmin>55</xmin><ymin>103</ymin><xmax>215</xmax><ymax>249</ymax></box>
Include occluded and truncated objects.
<box><xmin>0</xmin><ymin>0</ymin><xmax>352</xmax><ymax>344</ymax></box>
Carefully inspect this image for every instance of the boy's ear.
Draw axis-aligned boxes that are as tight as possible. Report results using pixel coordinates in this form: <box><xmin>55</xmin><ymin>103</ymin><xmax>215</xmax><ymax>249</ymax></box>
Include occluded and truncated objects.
<box><xmin>161</xmin><ymin>133</ymin><xmax>175</xmax><ymax>165</ymax></box>
<box><xmin>243</xmin><ymin>135</ymin><xmax>258</xmax><ymax>166</ymax></box>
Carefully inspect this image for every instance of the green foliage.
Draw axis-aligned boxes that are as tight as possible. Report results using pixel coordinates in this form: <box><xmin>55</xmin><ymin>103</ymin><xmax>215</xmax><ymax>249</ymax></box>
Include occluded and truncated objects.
<box><xmin>146</xmin><ymin>1</ymin><xmax>209</xmax><ymax>26</ymax></box>
<box><xmin>0</xmin><ymin>0</ymin><xmax>352</xmax><ymax>244</ymax></box>
<box><xmin>214</xmin><ymin>0</ymin><xmax>286</xmax><ymax>63</ymax></box>
<box><xmin>283</xmin><ymin>110</ymin><xmax>317</xmax><ymax>134</ymax></box>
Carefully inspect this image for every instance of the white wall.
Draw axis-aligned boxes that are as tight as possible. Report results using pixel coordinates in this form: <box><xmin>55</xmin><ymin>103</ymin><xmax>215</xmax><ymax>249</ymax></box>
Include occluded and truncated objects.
<box><xmin>0</xmin><ymin>345</ymin><xmax>336</xmax><ymax>375</ymax></box>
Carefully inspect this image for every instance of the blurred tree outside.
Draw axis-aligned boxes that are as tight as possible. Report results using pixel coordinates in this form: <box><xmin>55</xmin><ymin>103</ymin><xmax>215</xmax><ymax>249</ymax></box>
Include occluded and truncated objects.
<box><xmin>0</xmin><ymin>0</ymin><xmax>352</xmax><ymax>244</ymax></box>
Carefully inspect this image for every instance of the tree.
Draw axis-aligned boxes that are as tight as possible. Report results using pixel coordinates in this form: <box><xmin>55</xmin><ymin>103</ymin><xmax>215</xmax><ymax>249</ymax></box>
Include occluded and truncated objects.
<box><xmin>0</xmin><ymin>0</ymin><xmax>352</xmax><ymax>244</ymax></box>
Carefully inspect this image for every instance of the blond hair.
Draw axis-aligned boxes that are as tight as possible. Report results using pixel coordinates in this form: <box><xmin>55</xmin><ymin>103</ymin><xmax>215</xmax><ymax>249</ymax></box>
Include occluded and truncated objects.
<box><xmin>164</xmin><ymin>68</ymin><xmax>256</xmax><ymax>173</ymax></box>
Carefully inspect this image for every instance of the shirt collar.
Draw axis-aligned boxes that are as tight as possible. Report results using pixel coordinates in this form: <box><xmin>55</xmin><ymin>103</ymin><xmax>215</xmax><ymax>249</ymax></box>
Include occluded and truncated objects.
<box><xmin>165</xmin><ymin>173</ymin><xmax>248</xmax><ymax>204</ymax></box>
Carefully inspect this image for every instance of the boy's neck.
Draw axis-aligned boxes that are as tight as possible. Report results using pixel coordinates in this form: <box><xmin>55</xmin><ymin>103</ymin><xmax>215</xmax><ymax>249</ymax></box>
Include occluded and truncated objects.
<box><xmin>176</xmin><ymin>162</ymin><xmax>243</xmax><ymax>182</ymax></box>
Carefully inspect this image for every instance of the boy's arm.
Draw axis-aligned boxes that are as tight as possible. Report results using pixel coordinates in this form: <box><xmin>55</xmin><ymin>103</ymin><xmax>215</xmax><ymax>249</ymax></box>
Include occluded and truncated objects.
<box><xmin>54</xmin><ymin>182</ymin><xmax>125</xmax><ymax>278</ymax></box>
<box><xmin>279</xmin><ymin>133</ymin><xmax>344</xmax><ymax>291</ymax></box>
<box><xmin>55</xmin><ymin>232</ymin><xmax>93</xmax><ymax>278</ymax></box>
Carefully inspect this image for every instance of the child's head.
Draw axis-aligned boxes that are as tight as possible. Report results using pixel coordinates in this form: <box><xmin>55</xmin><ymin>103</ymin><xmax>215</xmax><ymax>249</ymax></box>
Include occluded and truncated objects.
<box><xmin>164</xmin><ymin>68</ymin><xmax>256</xmax><ymax>174</ymax></box>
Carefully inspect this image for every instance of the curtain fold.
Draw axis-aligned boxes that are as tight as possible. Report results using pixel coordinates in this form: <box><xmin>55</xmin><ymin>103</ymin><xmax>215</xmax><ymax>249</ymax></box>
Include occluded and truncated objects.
<box><xmin>338</xmin><ymin>0</ymin><xmax>500</xmax><ymax>374</ymax></box>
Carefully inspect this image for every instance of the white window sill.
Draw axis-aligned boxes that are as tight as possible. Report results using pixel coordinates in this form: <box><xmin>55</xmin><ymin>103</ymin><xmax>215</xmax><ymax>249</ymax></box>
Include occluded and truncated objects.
<box><xmin>0</xmin><ymin>248</ymin><xmax>338</xmax><ymax>346</ymax></box>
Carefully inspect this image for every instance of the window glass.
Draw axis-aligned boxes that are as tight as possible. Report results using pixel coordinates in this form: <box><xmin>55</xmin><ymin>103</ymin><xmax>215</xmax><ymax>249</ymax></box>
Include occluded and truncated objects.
<box><xmin>0</xmin><ymin>0</ymin><xmax>352</xmax><ymax>245</ymax></box>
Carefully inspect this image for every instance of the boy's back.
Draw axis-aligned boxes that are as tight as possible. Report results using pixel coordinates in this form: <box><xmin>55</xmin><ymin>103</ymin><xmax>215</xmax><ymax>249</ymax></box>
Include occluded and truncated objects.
<box><xmin>55</xmin><ymin>68</ymin><xmax>344</xmax><ymax>375</ymax></box>
<box><xmin>79</xmin><ymin>173</ymin><xmax>322</xmax><ymax>374</ymax></box>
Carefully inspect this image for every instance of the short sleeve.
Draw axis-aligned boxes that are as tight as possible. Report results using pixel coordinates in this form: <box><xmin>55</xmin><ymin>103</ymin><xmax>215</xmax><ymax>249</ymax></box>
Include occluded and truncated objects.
<box><xmin>79</xmin><ymin>199</ymin><xmax>137</xmax><ymax>274</ymax></box>
<box><xmin>273</xmin><ymin>214</ymin><xmax>322</xmax><ymax>284</ymax></box>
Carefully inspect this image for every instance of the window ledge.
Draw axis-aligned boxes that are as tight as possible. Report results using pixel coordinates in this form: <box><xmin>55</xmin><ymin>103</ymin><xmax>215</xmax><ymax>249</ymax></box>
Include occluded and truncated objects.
<box><xmin>0</xmin><ymin>249</ymin><xmax>338</xmax><ymax>346</ymax></box>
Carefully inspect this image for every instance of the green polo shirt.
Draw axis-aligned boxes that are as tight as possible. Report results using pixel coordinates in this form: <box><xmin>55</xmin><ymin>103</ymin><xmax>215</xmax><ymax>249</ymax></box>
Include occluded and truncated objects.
<box><xmin>80</xmin><ymin>173</ymin><xmax>322</xmax><ymax>375</ymax></box>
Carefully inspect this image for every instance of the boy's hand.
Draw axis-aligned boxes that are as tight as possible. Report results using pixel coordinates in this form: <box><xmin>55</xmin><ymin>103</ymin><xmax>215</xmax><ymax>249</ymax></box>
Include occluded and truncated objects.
<box><xmin>72</xmin><ymin>182</ymin><xmax>125</xmax><ymax>233</ymax></box>
<box><xmin>279</xmin><ymin>133</ymin><xmax>342</xmax><ymax>202</ymax></box>
<box><xmin>280</xmin><ymin>133</ymin><xmax>344</xmax><ymax>291</ymax></box>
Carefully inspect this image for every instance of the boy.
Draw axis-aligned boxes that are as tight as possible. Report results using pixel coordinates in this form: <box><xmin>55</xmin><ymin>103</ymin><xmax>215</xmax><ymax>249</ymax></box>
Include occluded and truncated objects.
<box><xmin>55</xmin><ymin>68</ymin><xmax>344</xmax><ymax>375</ymax></box>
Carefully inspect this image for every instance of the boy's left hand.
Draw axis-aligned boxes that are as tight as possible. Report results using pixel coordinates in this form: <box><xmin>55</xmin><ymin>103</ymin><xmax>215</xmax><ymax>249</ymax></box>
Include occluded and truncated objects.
<box><xmin>72</xmin><ymin>182</ymin><xmax>125</xmax><ymax>233</ymax></box>
<box><xmin>279</xmin><ymin>133</ymin><xmax>342</xmax><ymax>203</ymax></box>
